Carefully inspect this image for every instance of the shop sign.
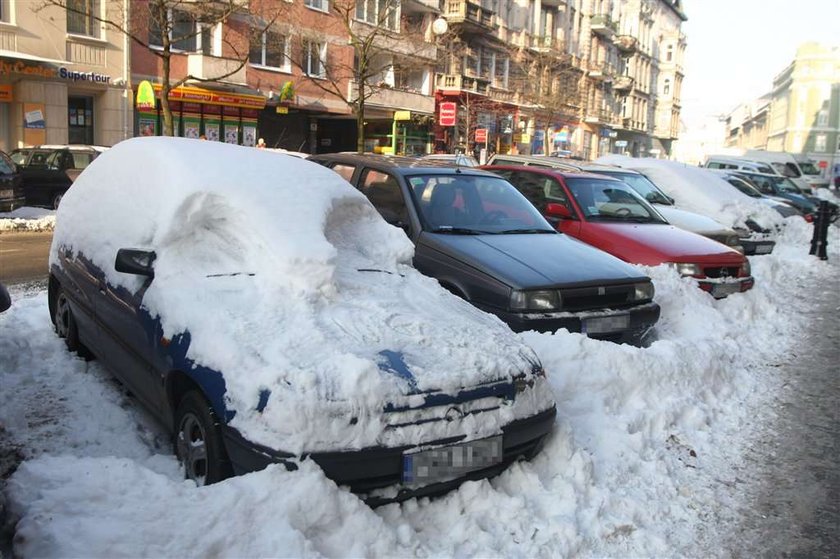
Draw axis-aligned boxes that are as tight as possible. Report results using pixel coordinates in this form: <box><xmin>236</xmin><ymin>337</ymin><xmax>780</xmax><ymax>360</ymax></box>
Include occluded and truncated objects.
<box><xmin>439</xmin><ymin>102</ymin><xmax>457</xmax><ymax>126</ymax></box>
<box><xmin>58</xmin><ymin>67</ymin><xmax>110</xmax><ymax>83</ymax></box>
<box><xmin>615</xmin><ymin>140</ymin><xmax>628</xmax><ymax>147</ymax></box>
<box><xmin>0</xmin><ymin>59</ymin><xmax>56</xmax><ymax>78</ymax></box>
<box><xmin>0</xmin><ymin>85</ymin><xmax>12</xmax><ymax>102</ymax></box>
<box><xmin>475</xmin><ymin>128</ymin><xmax>488</xmax><ymax>143</ymax></box>
<box><xmin>276</xmin><ymin>106</ymin><xmax>289</xmax><ymax>114</ymax></box>
<box><xmin>394</xmin><ymin>110</ymin><xmax>411</xmax><ymax>121</ymax></box>
<box><xmin>514</xmin><ymin>133</ymin><xmax>530</xmax><ymax>144</ymax></box>
<box><xmin>135</xmin><ymin>80</ymin><xmax>156</xmax><ymax>111</ymax></box>
<box><xmin>153</xmin><ymin>84</ymin><xmax>266</xmax><ymax>109</ymax></box>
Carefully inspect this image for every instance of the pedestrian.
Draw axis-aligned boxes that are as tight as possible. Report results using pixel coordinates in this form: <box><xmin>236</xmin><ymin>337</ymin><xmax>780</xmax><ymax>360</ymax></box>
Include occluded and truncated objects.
<box><xmin>832</xmin><ymin>161</ymin><xmax>840</xmax><ymax>190</ymax></box>
<box><xmin>257</xmin><ymin>138</ymin><xmax>266</xmax><ymax>149</ymax></box>
<box><xmin>199</xmin><ymin>134</ymin><xmax>207</xmax><ymax>141</ymax></box>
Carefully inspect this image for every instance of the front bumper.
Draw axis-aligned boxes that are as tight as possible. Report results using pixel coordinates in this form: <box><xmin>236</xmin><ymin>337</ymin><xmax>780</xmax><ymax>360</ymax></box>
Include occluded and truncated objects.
<box><xmin>739</xmin><ymin>238</ymin><xmax>775</xmax><ymax>256</ymax></box>
<box><xmin>0</xmin><ymin>195</ymin><xmax>25</xmax><ymax>213</ymax></box>
<box><xmin>494</xmin><ymin>301</ymin><xmax>661</xmax><ymax>343</ymax></box>
<box><xmin>222</xmin><ymin>406</ymin><xmax>557</xmax><ymax>506</ymax></box>
<box><xmin>697</xmin><ymin>276</ymin><xmax>754</xmax><ymax>298</ymax></box>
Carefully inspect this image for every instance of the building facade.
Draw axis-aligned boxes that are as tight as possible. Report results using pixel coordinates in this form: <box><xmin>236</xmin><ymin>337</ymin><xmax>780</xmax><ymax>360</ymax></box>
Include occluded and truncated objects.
<box><xmin>0</xmin><ymin>0</ymin><xmax>131</xmax><ymax>152</ymax></box>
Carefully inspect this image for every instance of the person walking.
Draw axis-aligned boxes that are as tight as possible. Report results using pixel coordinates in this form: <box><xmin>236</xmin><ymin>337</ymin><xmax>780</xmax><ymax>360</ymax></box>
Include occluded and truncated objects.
<box><xmin>256</xmin><ymin>138</ymin><xmax>266</xmax><ymax>149</ymax></box>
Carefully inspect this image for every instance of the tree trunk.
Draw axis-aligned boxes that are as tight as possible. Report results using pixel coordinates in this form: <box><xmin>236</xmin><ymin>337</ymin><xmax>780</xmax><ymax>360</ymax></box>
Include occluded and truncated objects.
<box><xmin>356</xmin><ymin>92</ymin><xmax>365</xmax><ymax>154</ymax></box>
<box><xmin>161</xmin><ymin>53</ymin><xmax>173</xmax><ymax>136</ymax></box>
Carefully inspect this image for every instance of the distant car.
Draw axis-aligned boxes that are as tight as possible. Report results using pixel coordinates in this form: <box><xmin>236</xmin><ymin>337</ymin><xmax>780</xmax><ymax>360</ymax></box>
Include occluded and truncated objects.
<box><xmin>730</xmin><ymin>170</ymin><xmax>834</xmax><ymax>221</ymax></box>
<box><xmin>710</xmin><ymin>170</ymin><xmax>805</xmax><ymax>220</ymax></box>
<box><xmin>10</xmin><ymin>144</ymin><xmax>107</xmax><ymax>209</ymax></box>
<box><xmin>0</xmin><ymin>150</ymin><xmax>25</xmax><ymax>212</ymax></box>
<box><xmin>263</xmin><ymin>148</ymin><xmax>309</xmax><ymax>159</ymax></box>
<box><xmin>0</xmin><ymin>282</ymin><xmax>10</xmax><ymax>313</ymax></box>
<box><xmin>310</xmin><ymin>153</ymin><xmax>660</xmax><ymax>344</ymax></box>
<box><xmin>485</xmin><ymin>165</ymin><xmax>755</xmax><ymax>299</ymax></box>
<box><xmin>419</xmin><ymin>154</ymin><xmax>479</xmax><ymax>167</ymax></box>
<box><xmin>49</xmin><ymin>137</ymin><xmax>557</xmax><ymax>506</ymax></box>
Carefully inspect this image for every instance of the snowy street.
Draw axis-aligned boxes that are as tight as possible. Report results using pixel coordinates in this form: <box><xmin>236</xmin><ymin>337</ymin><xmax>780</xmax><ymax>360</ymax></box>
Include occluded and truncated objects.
<box><xmin>1</xmin><ymin>211</ymin><xmax>838</xmax><ymax>556</ymax></box>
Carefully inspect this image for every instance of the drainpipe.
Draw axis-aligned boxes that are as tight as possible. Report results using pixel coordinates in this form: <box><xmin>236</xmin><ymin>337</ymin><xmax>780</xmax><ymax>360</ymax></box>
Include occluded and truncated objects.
<box><xmin>122</xmin><ymin>0</ymin><xmax>130</xmax><ymax>141</ymax></box>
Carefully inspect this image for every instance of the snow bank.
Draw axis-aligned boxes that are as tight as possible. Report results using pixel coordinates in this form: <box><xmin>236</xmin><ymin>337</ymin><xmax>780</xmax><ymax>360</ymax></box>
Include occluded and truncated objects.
<box><xmin>0</xmin><ymin>207</ymin><xmax>55</xmax><ymax>232</ymax></box>
<box><xmin>49</xmin><ymin>137</ymin><xmax>552</xmax><ymax>452</ymax></box>
<box><xmin>596</xmin><ymin>155</ymin><xmax>784</xmax><ymax>231</ymax></box>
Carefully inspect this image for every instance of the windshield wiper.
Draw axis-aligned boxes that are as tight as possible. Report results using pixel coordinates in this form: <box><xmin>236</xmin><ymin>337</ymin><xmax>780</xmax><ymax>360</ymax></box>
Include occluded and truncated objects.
<box><xmin>496</xmin><ymin>228</ymin><xmax>556</xmax><ymax>234</ymax></box>
<box><xmin>431</xmin><ymin>227</ymin><xmax>483</xmax><ymax>235</ymax></box>
<box><xmin>206</xmin><ymin>272</ymin><xmax>256</xmax><ymax>278</ymax></box>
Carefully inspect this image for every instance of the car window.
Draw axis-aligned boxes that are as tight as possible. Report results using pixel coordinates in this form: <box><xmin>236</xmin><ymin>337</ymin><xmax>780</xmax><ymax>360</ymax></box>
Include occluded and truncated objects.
<box><xmin>755</xmin><ymin>163</ymin><xmax>774</xmax><ymax>174</ymax></box>
<box><xmin>727</xmin><ymin>177</ymin><xmax>761</xmax><ymax>197</ymax></box>
<box><xmin>744</xmin><ymin>174</ymin><xmax>774</xmax><ymax>194</ymax></box>
<box><xmin>44</xmin><ymin>151</ymin><xmax>65</xmax><ymax>170</ymax></box>
<box><xmin>0</xmin><ymin>154</ymin><xmax>14</xmax><ymax>175</ymax></box>
<box><xmin>27</xmin><ymin>151</ymin><xmax>51</xmax><ymax>168</ymax></box>
<box><xmin>70</xmin><ymin>152</ymin><xmax>94</xmax><ymax>169</ymax></box>
<box><xmin>9</xmin><ymin>151</ymin><xmax>28</xmax><ymax>166</ymax></box>
<box><xmin>488</xmin><ymin>156</ymin><xmax>521</xmax><ymax>166</ymax></box>
<box><xmin>507</xmin><ymin>171</ymin><xmax>568</xmax><ymax>213</ymax></box>
<box><xmin>359</xmin><ymin>169</ymin><xmax>408</xmax><ymax>227</ymax></box>
<box><xmin>565</xmin><ymin>177</ymin><xmax>666</xmax><ymax>223</ymax></box>
<box><xmin>331</xmin><ymin>163</ymin><xmax>356</xmax><ymax>182</ymax></box>
<box><xmin>784</xmin><ymin>163</ymin><xmax>801</xmax><ymax>177</ymax></box>
<box><xmin>707</xmin><ymin>162</ymin><xmax>722</xmax><ymax>169</ymax></box>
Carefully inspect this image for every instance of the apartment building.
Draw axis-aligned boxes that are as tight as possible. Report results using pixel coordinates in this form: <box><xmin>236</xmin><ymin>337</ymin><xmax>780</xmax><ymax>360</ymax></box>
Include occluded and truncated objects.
<box><xmin>723</xmin><ymin>96</ymin><xmax>771</xmax><ymax>150</ymax></box>
<box><xmin>0</xmin><ymin>0</ymin><xmax>131</xmax><ymax>152</ymax></box>
<box><xmin>766</xmin><ymin>42</ymin><xmax>839</xmax><ymax>174</ymax></box>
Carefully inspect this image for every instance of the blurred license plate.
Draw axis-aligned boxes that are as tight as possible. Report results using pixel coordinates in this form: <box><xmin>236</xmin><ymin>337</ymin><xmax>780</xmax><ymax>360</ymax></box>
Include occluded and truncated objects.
<box><xmin>402</xmin><ymin>435</ymin><xmax>502</xmax><ymax>485</ymax></box>
<box><xmin>755</xmin><ymin>244</ymin><xmax>773</xmax><ymax>254</ymax></box>
<box><xmin>712</xmin><ymin>282</ymin><xmax>741</xmax><ymax>297</ymax></box>
<box><xmin>583</xmin><ymin>314</ymin><xmax>630</xmax><ymax>334</ymax></box>
<box><xmin>0</xmin><ymin>189</ymin><xmax>12</xmax><ymax>199</ymax></box>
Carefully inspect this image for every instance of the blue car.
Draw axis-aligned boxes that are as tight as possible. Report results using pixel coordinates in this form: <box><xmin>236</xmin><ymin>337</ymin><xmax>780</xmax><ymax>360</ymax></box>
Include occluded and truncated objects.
<box><xmin>48</xmin><ymin>137</ymin><xmax>556</xmax><ymax>505</ymax></box>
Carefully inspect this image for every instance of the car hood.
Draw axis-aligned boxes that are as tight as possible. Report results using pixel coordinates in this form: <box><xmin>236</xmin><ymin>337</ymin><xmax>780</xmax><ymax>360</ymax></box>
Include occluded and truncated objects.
<box><xmin>583</xmin><ymin>222</ymin><xmax>745</xmax><ymax>266</ymax></box>
<box><xmin>419</xmin><ymin>231</ymin><xmax>648</xmax><ymax>290</ymax></box>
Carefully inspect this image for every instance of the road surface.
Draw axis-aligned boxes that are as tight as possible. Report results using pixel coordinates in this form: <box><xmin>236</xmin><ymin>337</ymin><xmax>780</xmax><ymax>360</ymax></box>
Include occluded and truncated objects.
<box><xmin>0</xmin><ymin>231</ymin><xmax>52</xmax><ymax>285</ymax></box>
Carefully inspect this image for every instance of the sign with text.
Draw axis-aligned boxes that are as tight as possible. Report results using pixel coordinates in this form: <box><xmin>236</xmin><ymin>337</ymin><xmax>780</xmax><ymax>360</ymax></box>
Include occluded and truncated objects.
<box><xmin>439</xmin><ymin>102</ymin><xmax>457</xmax><ymax>126</ymax></box>
<box><xmin>475</xmin><ymin>128</ymin><xmax>488</xmax><ymax>143</ymax></box>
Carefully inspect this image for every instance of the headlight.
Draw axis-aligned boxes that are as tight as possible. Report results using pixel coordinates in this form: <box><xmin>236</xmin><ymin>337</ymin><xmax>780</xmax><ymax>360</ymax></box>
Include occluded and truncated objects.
<box><xmin>669</xmin><ymin>262</ymin><xmax>702</xmax><ymax>277</ymax></box>
<box><xmin>510</xmin><ymin>289</ymin><xmax>560</xmax><ymax>311</ymax></box>
<box><xmin>740</xmin><ymin>259</ymin><xmax>751</xmax><ymax>277</ymax></box>
<box><xmin>633</xmin><ymin>282</ymin><xmax>655</xmax><ymax>301</ymax></box>
<box><xmin>726</xmin><ymin>235</ymin><xmax>741</xmax><ymax>247</ymax></box>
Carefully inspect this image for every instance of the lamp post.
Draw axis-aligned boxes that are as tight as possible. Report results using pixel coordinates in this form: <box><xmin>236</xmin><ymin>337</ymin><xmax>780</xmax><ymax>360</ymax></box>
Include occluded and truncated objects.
<box><xmin>432</xmin><ymin>16</ymin><xmax>451</xmax><ymax>153</ymax></box>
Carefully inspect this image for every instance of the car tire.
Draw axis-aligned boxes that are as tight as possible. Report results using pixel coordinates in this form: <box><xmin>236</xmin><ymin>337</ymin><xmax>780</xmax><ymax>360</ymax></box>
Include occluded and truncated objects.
<box><xmin>53</xmin><ymin>288</ymin><xmax>92</xmax><ymax>358</ymax></box>
<box><xmin>174</xmin><ymin>390</ymin><xmax>232</xmax><ymax>486</ymax></box>
<box><xmin>52</xmin><ymin>192</ymin><xmax>64</xmax><ymax>210</ymax></box>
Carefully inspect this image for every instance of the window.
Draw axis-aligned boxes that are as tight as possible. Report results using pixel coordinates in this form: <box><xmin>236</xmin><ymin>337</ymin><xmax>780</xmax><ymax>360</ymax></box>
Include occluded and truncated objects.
<box><xmin>817</xmin><ymin>110</ymin><xmax>828</xmax><ymax>126</ymax></box>
<box><xmin>305</xmin><ymin>0</ymin><xmax>329</xmax><ymax>12</ymax></box>
<box><xmin>355</xmin><ymin>0</ymin><xmax>400</xmax><ymax>31</ymax></box>
<box><xmin>360</xmin><ymin>170</ymin><xmax>407</xmax><ymax>226</ymax></box>
<box><xmin>663</xmin><ymin>78</ymin><xmax>670</xmax><ymax>95</ymax></box>
<box><xmin>149</xmin><ymin>9</ymin><xmax>214</xmax><ymax>54</ymax></box>
<box><xmin>67</xmin><ymin>0</ymin><xmax>100</xmax><ymax>37</ymax></box>
<box><xmin>815</xmin><ymin>134</ymin><xmax>826</xmax><ymax>152</ymax></box>
<box><xmin>303</xmin><ymin>40</ymin><xmax>326</xmax><ymax>78</ymax></box>
<box><xmin>331</xmin><ymin>164</ymin><xmax>356</xmax><ymax>182</ymax></box>
<box><xmin>250</xmin><ymin>30</ymin><xmax>289</xmax><ymax>70</ymax></box>
<box><xmin>666</xmin><ymin>44</ymin><xmax>673</xmax><ymax>62</ymax></box>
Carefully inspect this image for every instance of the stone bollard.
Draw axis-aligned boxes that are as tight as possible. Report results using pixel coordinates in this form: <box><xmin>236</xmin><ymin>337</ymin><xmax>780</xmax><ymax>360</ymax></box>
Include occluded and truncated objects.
<box><xmin>809</xmin><ymin>200</ymin><xmax>832</xmax><ymax>260</ymax></box>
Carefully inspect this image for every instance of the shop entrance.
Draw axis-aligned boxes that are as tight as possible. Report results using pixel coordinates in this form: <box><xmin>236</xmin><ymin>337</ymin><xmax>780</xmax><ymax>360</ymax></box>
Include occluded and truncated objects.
<box><xmin>68</xmin><ymin>96</ymin><xmax>94</xmax><ymax>144</ymax></box>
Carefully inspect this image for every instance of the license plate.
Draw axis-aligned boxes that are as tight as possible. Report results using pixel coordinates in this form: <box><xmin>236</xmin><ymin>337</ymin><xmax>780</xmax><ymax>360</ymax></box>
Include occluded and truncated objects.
<box><xmin>755</xmin><ymin>244</ymin><xmax>773</xmax><ymax>254</ymax></box>
<box><xmin>582</xmin><ymin>314</ymin><xmax>630</xmax><ymax>334</ymax></box>
<box><xmin>0</xmin><ymin>189</ymin><xmax>12</xmax><ymax>199</ymax></box>
<box><xmin>712</xmin><ymin>282</ymin><xmax>741</xmax><ymax>298</ymax></box>
<box><xmin>402</xmin><ymin>435</ymin><xmax>502</xmax><ymax>485</ymax></box>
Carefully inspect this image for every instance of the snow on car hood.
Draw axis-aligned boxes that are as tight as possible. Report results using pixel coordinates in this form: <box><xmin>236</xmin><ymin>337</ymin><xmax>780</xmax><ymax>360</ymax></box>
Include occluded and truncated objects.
<box><xmin>595</xmin><ymin>156</ymin><xmax>783</xmax><ymax>231</ymax></box>
<box><xmin>50</xmin><ymin>138</ymin><xmax>553</xmax><ymax>451</ymax></box>
<box><xmin>653</xmin><ymin>205</ymin><xmax>733</xmax><ymax>235</ymax></box>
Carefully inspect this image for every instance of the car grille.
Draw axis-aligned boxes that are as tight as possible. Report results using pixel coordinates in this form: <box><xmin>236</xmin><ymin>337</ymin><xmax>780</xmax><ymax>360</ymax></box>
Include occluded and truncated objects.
<box><xmin>560</xmin><ymin>284</ymin><xmax>634</xmax><ymax>312</ymax></box>
<box><xmin>703</xmin><ymin>266</ymin><xmax>740</xmax><ymax>278</ymax></box>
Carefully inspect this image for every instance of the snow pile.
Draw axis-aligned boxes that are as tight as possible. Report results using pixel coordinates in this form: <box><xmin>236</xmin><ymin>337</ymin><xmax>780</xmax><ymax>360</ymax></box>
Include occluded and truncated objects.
<box><xmin>596</xmin><ymin>155</ymin><xmax>784</xmax><ymax>231</ymax></box>
<box><xmin>3</xmin><ymin>216</ymin><xmax>838</xmax><ymax>556</ymax></box>
<box><xmin>0</xmin><ymin>207</ymin><xmax>55</xmax><ymax>232</ymax></box>
<box><xmin>50</xmin><ymin>137</ymin><xmax>552</xmax><ymax>452</ymax></box>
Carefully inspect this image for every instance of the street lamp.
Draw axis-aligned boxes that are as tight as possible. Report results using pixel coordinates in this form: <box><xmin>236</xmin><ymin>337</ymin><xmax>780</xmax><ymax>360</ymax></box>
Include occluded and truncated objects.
<box><xmin>432</xmin><ymin>16</ymin><xmax>449</xmax><ymax>37</ymax></box>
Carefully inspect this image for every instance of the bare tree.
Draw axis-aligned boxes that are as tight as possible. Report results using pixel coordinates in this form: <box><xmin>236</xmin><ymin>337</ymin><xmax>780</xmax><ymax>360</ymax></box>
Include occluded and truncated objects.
<box><xmin>280</xmin><ymin>0</ymin><xmax>435</xmax><ymax>153</ymax></box>
<box><xmin>37</xmin><ymin>0</ymin><xmax>285</xmax><ymax>135</ymax></box>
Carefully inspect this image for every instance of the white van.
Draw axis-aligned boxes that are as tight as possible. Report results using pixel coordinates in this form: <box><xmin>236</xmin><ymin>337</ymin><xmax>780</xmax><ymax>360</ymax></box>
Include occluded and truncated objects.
<box><xmin>711</xmin><ymin>150</ymin><xmax>829</xmax><ymax>193</ymax></box>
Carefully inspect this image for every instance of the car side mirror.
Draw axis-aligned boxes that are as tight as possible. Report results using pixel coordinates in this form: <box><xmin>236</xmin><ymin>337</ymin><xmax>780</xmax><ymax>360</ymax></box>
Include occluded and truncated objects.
<box><xmin>115</xmin><ymin>248</ymin><xmax>156</xmax><ymax>277</ymax></box>
<box><xmin>545</xmin><ymin>203</ymin><xmax>573</xmax><ymax>219</ymax></box>
<box><xmin>0</xmin><ymin>283</ymin><xmax>10</xmax><ymax>313</ymax></box>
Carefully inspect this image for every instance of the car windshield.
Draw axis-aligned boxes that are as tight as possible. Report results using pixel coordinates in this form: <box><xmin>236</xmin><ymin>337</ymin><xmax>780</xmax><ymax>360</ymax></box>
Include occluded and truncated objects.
<box><xmin>727</xmin><ymin>177</ymin><xmax>762</xmax><ymax>198</ymax></box>
<box><xmin>24</xmin><ymin>151</ymin><xmax>56</xmax><ymax>169</ymax></box>
<box><xmin>771</xmin><ymin>176</ymin><xmax>801</xmax><ymax>193</ymax></box>
<box><xmin>407</xmin><ymin>174</ymin><xmax>556</xmax><ymax>234</ymax></box>
<box><xmin>798</xmin><ymin>162</ymin><xmax>820</xmax><ymax>175</ymax></box>
<box><xmin>9</xmin><ymin>151</ymin><xmax>29</xmax><ymax>165</ymax></box>
<box><xmin>565</xmin><ymin>177</ymin><xmax>667</xmax><ymax>223</ymax></box>
<box><xmin>423</xmin><ymin>155</ymin><xmax>479</xmax><ymax>167</ymax></box>
<box><xmin>594</xmin><ymin>171</ymin><xmax>672</xmax><ymax>205</ymax></box>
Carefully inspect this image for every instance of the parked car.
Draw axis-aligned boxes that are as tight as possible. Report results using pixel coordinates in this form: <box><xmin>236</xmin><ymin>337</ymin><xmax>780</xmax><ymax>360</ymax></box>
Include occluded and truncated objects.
<box><xmin>487</xmin><ymin>153</ymin><xmax>581</xmax><ymax>171</ymax></box>
<box><xmin>48</xmin><ymin>137</ymin><xmax>557</xmax><ymax>505</ymax></box>
<box><xmin>730</xmin><ymin>170</ymin><xmax>833</xmax><ymax>221</ymax></box>
<box><xmin>0</xmin><ymin>150</ymin><xmax>25</xmax><ymax>212</ymax></box>
<box><xmin>484</xmin><ymin>165</ymin><xmax>755</xmax><ymax>298</ymax></box>
<box><xmin>710</xmin><ymin>170</ymin><xmax>806</xmax><ymax>220</ymax></box>
<box><xmin>0</xmin><ymin>282</ymin><xmax>10</xmax><ymax>313</ymax></box>
<box><xmin>704</xmin><ymin>151</ymin><xmax>828</xmax><ymax>193</ymax></box>
<box><xmin>310</xmin><ymin>153</ymin><xmax>660</xmax><ymax>344</ymax></box>
<box><xmin>10</xmin><ymin>144</ymin><xmax>107</xmax><ymax>209</ymax></box>
<box><xmin>419</xmin><ymin>154</ymin><xmax>480</xmax><ymax>167</ymax></box>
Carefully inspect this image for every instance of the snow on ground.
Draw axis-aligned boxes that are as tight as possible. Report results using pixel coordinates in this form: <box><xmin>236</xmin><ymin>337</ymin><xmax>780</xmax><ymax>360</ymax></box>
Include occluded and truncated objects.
<box><xmin>0</xmin><ymin>207</ymin><xmax>55</xmax><ymax>232</ymax></box>
<box><xmin>2</xmin><ymin>212</ymin><xmax>840</xmax><ymax>556</ymax></box>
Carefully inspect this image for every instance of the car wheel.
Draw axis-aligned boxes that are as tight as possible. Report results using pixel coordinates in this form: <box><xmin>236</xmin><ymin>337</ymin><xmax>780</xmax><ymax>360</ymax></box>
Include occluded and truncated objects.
<box><xmin>53</xmin><ymin>288</ymin><xmax>93</xmax><ymax>359</ymax></box>
<box><xmin>52</xmin><ymin>192</ymin><xmax>64</xmax><ymax>210</ymax></box>
<box><xmin>174</xmin><ymin>390</ymin><xmax>232</xmax><ymax>486</ymax></box>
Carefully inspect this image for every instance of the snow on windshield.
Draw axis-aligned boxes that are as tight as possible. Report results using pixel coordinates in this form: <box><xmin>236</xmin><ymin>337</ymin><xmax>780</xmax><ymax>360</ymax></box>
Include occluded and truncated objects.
<box><xmin>595</xmin><ymin>156</ymin><xmax>784</xmax><ymax>230</ymax></box>
<box><xmin>49</xmin><ymin>137</ymin><xmax>551</xmax><ymax>451</ymax></box>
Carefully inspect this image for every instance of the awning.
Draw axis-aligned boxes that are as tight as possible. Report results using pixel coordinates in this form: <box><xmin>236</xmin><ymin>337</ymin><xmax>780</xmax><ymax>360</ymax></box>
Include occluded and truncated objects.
<box><xmin>0</xmin><ymin>50</ymin><xmax>69</xmax><ymax>65</ymax></box>
<box><xmin>151</xmin><ymin>83</ymin><xmax>266</xmax><ymax>110</ymax></box>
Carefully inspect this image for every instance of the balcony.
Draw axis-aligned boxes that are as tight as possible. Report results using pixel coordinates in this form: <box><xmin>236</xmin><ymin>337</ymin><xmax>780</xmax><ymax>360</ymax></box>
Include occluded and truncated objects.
<box><xmin>352</xmin><ymin>81</ymin><xmax>435</xmax><ymax>114</ymax></box>
<box><xmin>368</xmin><ymin>31</ymin><xmax>437</xmax><ymax>61</ymax></box>
<box><xmin>188</xmin><ymin>54</ymin><xmax>246</xmax><ymax>85</ymax></box>
<box><xmin>587</xmin><ymin>61</ymin><xmax>613</xmax><ymax>82</ymax></box>
<box><xmin>612</xmin><ymin>75</ymin><xmax>634</xmax><ymax>94</ymax></box>
<box><xmin>529</xmin><ymin>35</ymin><xmax>565</xmax><ymax>54</ymax></box>
<box><xmin>443</xmin><ymin>0</ymin><xmax>497</xmax><ymax>32</ymax></box>
<box><xmin>589</xmin><ymin>14</ymin><xmax>616</xmax><ymax>39</ymax></box>
<box><xmin>614</xmin><ymin>34</ymin><xmax>638</xmax><ymax>56</ymax></box>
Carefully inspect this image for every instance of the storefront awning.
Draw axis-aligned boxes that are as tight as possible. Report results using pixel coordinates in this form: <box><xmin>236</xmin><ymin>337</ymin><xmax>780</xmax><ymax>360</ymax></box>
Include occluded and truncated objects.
<box><xmin>151</xmin><ymin>83</ymin><xmax>266</xmax><ymax>110</ymax></box>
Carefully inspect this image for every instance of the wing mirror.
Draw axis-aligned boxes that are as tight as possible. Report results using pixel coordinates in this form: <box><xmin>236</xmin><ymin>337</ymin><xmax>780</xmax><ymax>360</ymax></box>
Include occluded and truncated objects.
<box><xmin>115</xmin><ymin>249</ymin><xmax>156</xmax><ymax>277</ymax></box>
<box><xmin>0</xmin><ymin>283</ymin><xmax>10</xmax><ymax>313</ymax></box>
<box><xmin>545</xmin><ymin>203</ymin><xmax>573</xmax><ymax>219</ymax></box>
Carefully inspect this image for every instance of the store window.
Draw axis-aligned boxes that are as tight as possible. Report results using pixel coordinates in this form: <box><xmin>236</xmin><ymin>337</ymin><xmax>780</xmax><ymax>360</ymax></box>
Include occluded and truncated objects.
<box><xmin>67</xmin><ymin>0</ymin><xmax>100</xmax><ymax>37</ymax></box>
<box><xmin>303</xmin><ymin>40</ymin><xmax>326</xmax><ymax>78</ymax></box>
<box><xmin>68</xmin><ymin>96</ymin><xmax>94</xmax><ymax>144</ymax></box>
<box><xmin>250</xmin><ymin>30</ymin><xmax>290</xmax><ymax>71</ymax></box>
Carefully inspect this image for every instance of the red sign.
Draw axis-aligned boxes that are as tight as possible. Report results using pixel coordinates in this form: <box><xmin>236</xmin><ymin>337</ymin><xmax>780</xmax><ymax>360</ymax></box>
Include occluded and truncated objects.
<box><xmin>475</xmin><ymin>128</ymin><xmax>488</xmax><ymax>143</ymax></box>
<box><xmin>439</xmin><ymin>102</ymin><xmax>457</xmax><ymax>126</ymax></box>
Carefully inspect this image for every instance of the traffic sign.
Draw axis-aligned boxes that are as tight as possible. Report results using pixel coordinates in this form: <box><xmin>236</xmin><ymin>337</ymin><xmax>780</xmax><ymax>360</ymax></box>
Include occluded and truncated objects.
<box><xmin>475</xmin><ymin>128</ymin><xmax>488</xmax><ymax>143</ymax></box>
<box><xmin>439</xmin><ymin>102</ymin><xmax>457</xmax><ymax>126</ymax></box>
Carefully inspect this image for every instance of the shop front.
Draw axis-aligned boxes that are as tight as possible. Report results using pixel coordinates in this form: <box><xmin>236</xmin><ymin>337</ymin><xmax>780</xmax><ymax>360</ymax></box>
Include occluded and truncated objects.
<box><xmin>0</xmin><ymin>54</ymin><xmax>127</xmax><ymax>151</ymax></box>
<box><xmin>433</xmin><ymin>91</ymin><xmax>519</xmax><ymax>157</ymax></box>
<box><xmin>134</xmin><ymin>83</ymin><xmax>266</xmax><ymax>146</ymax></box>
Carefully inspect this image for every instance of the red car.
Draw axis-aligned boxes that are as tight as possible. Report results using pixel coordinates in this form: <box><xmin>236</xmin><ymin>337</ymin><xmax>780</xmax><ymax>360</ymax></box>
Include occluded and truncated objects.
<box><xmin>484</xmin><ymin>166</ymin><xmax>754</xmax><ymax>298</ymax></box>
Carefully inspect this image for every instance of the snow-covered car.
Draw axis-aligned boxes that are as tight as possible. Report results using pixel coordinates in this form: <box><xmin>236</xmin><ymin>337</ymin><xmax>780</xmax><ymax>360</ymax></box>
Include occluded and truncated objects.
<box><xmin>595</xmin><ymin>156</ymin><xmax>782</xmax><ymax>255</ymax></box>
<box><xmin>47</xmin><ymin>137</ymin><xmax>556</xmax><ymax>505</ymax></box>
